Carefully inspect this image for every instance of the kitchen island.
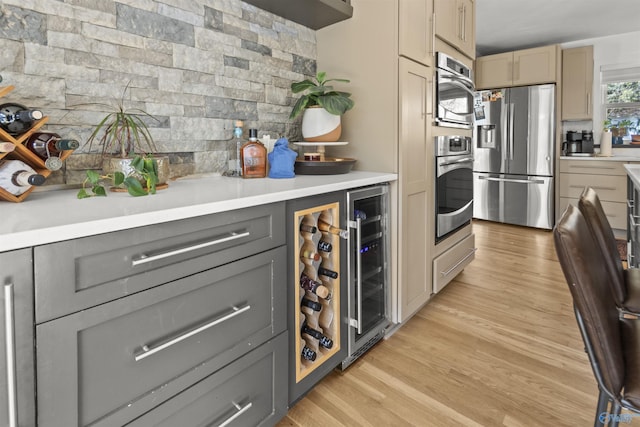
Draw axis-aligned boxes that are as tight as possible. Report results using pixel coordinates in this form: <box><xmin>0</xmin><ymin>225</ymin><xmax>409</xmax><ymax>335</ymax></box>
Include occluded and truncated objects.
<box><xmin>1</xmin><ymin>171</ymin><xmax>396</xmax><ymax>427</ymax></box>
<box><xmin>559</xmin><ymin>156</ymin><xmax>640</xmax><ymax>232</ymax></box>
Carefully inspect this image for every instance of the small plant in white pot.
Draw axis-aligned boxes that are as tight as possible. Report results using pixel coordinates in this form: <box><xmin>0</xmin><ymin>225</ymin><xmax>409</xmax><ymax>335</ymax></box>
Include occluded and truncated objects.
<box><xmin>289</xmin><ymin>71</ymin><xmax>355</xmax><ymax>142</ymax></box>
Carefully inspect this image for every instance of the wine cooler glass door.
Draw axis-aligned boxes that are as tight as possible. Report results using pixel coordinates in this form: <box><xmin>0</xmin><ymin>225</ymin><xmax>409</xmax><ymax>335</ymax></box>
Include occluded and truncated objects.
<box><xmin>346</xmin><ymin>185</ymin><xmax>390</xmax><ymax>364</ymax></box>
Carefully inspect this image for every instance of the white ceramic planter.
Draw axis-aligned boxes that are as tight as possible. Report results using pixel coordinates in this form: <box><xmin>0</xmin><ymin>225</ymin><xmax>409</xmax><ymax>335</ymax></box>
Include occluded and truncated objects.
<box><xmin>301</xmin><ymin>107</ymin><xmax>342</xmax><ymax>142</ymax></box>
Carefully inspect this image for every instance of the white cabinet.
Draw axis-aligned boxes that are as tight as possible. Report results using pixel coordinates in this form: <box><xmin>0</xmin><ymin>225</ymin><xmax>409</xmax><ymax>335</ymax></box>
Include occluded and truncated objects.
<box><xmin>399</xmin><ymin>0</ymin><xmax>434</xmax><ymax>67</ymax></box>
<box><xmin>562</xmin><ymin>46</ymin><xmax>594</xmax><ymax>121</ymax></box>
<box><xmin>475</xmin><ymin>45</ymin><xmax>558</xmax><ymax>89</ymax></box>
<box><xmin>434</xmin><ymin>0</ymin><xmax>475</xmax><ymax>59</ymax></box>
<box><xmin>317</xmin><ymin>0</ymin><xmax>435</xmax><ymax>323</ymax></box>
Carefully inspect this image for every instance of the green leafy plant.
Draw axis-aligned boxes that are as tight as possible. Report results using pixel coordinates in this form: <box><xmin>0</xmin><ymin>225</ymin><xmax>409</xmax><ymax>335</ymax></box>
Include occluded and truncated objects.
<box><xmin>83</xmin><ymin>82</ymin><xmax>159</xmax><ymax>158</ymax></box>
<box><xmin>289</xmin><ymin>71</ymin><xmax>355</xmax><ymax>120</ymax></box>
<box><xmin>77</xmin><ymin>155</ymin><xmax>158</xmax><ymax>198</ymax></box>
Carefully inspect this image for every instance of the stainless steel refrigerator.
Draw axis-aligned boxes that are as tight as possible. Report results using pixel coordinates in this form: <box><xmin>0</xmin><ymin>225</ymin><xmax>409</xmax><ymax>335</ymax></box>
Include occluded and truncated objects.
<box><xmin>472</xmin><ymin>84</ymin><xmax>555</xmax><ymax>229</ymax></box>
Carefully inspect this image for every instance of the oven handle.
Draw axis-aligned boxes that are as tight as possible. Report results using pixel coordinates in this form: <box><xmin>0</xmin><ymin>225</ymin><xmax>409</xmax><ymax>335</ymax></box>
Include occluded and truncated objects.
<box><xmin>478</xmin><ymin>176</ymin><xmax>545</xmax><ymax>185</ymax></box>
<box><xmin>439</xmin><ymin>68</ymin><xmax>474</xmax><ymax>88</ymax></box>
<box><xmin>438</xmin><ymin>157</ymin><xmax>474</xmax><ymax>167</ymax></box>
<box><xmin>441</xmin><ymin>77</ymin><xmax>475</xmax><ymax>97</ymax></box>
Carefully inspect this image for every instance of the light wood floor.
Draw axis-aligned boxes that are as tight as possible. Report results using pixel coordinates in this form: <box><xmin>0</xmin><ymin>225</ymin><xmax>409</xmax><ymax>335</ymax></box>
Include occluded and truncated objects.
<box><xmin>278</xmin><ymin>220</ymin><xmax>640</xmax><ymax>427</ymax></box>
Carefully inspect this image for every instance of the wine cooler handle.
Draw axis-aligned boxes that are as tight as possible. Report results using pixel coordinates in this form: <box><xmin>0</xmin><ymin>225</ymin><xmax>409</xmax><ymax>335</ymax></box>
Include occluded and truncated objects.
<box><xmin>352</xmin><ymin>217</ymin><xmax>363</xmax><ymax>334</ymax></box>
<box><xmin>131</xmin><ymin>230</ymin><xmax>250</xmax><ymax>266</ymax></box>
<box><xmin>218</xmin><ymin>401</ymin><xmax>253</xmax><ymax>427</ymax></box>
<box><xmin>134</xmin><ymin>304</ymin><xmax>251</xmax><ymax>362</ymax></box>
<box><xmin>4</xmin><ymin>283</ymin><xmax>18</xmax><ymax>427</ymax></box>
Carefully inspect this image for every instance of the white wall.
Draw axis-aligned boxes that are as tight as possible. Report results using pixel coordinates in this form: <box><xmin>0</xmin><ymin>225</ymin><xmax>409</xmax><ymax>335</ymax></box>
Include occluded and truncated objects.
<box><xmin>562</xmin><ymin>30</ymin><xmax>640</xmax><ymax>153</ymax></box>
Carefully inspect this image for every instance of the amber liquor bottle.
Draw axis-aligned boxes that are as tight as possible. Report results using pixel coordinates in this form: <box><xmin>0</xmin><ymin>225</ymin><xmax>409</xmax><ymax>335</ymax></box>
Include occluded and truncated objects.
<box><xmin>240</xmin><ymin>128</ymin><xmax>267</xmax><ymax>178</ymax></box>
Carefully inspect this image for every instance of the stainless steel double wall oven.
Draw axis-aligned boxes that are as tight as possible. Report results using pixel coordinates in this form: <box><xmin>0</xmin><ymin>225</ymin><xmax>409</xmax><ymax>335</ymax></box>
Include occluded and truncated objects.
<box><xmin>435</xmin><ymin>135</ymin><xmax>474</xmax><ymax>242</ymax></box>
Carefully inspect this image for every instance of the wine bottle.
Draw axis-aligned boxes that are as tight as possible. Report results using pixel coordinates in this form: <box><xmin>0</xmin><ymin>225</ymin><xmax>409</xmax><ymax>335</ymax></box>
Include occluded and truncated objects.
<box><xmin>25</xmin><ymin>132</ymin><xmax>80</xmax><ymax>171</ymax></box>
<box><xmin>300</xmin><ymin>273</ymin><xmax>331</xmax><ymax>299</ymax></box>
<box><xmin>317</xmin><ymin>219</ymin><xmax>349</xmax><ymax>239</ymax></box>
<box><xmin>240</xmin><ymin>128</ymin><xmax>267</xmax><ymax>178</ymax></box>
<box><xmin>301</xmin><ymin>298</ymin><xmax>322</xmax><ymax>312</ymax></box>
<box><xmin>0</xmin><ymin>142</ymin><xmax>15</xmax><ymax>153</ymax></box>
<box><xmin>300</xmin><ymin>223</ymin><xmax>317</xmax><ymax>234</ymax></box>
<box><xmin>0</xmin><ymin>103</ymin><xmax>44</xmax><ymax>135</ymax></box>
<box><xmin>301</xmin><ymin>339</ymin><xmax>317</xmax><ymax>361</ymax></box>
<box><xmin>318</xmin><ymin>266</ymin><xmax>338</xmax><ymax>279</ymax></box>
<box><xmin>317</xmin><ymin>240</ymin><xmax>332</xmax><ymax>253</ymax></box>
<box><xmin>302</xmin><ymin>323</ymin><xmax>334</xmax><ymax>349</ymax></box>
<box><xmin>300</xmin><ymin>249</ymin><xmax>321</xmax><ymax>261</ymax></box>
<box><xmin>0</xmin><ymin>159</ymin><xmax>45</xmax><ymax>196</ymax></box>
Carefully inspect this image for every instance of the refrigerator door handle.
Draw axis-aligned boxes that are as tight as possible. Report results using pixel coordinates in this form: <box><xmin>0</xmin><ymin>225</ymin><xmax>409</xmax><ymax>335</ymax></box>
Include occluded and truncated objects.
<box><xmin>478</xmin><ymin>176</ymin><xmax>545</xmax><ymax>185</ymax></box>
<box><xmin>508</xmin><ymin>103</ymin><xmax>515</xmax><ymax>160</ymax></box>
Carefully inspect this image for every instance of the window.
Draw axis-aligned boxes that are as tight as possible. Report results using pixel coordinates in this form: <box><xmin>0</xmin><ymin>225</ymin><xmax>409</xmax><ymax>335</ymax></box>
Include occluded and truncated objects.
<box><xmin>602</xmin><ymin>65</ymin><xmax>640</xmax><ymax>142</ymax></box>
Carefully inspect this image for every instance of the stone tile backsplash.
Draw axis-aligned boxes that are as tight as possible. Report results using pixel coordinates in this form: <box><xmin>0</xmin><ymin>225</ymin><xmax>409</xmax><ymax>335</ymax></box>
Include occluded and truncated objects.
<box><xmin>0</xmin><ymin>0</ymin><xmax>316</xmax><ymax>184</ymax></box>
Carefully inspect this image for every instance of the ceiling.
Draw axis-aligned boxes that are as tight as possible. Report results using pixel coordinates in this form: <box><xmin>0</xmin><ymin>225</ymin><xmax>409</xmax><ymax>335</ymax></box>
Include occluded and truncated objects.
<box><xmin>476</xmin><ymin>0</ymin><xmax>640</xmax><ymax>56</ymax></box>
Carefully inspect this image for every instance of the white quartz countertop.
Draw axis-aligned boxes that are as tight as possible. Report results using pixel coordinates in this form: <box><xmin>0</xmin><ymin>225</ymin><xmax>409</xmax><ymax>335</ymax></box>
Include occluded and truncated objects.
<box><xmin>560</xmin><ymin>155</ymin><xmax>640</xmax><ymax>162</ymax></box>
<box><xmin>625</xmin><ymin>164</ymin><xmax>640</xmax><ymax>189</ymax></box>
<box><xmin>2</xmin><ymin>171</ymin><xmax>397</xmax><ymax>252</ymax></box>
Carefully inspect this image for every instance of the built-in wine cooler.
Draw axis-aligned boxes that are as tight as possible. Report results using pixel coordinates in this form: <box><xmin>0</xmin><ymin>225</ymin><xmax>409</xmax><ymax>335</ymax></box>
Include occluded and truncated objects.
<box><xmin>287</xmin><ymin>191</ymin><xmax>348</xmax><ymax>405</ymax></box>
<box><xmin>340</xmin><ymin>184</ymin><xmax>391</xmax><ymax>370</ymax></box>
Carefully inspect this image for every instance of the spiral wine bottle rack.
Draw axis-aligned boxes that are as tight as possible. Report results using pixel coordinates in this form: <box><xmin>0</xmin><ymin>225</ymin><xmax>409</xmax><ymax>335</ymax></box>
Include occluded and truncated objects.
<box><xmin>294</xmin><ymin>202</ymin><xmax>341</xmax><ymax>383</ymax></box>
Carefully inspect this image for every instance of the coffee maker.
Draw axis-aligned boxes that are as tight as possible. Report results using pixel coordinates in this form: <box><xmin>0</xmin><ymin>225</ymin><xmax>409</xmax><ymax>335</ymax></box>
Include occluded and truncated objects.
<box><xmin>563</xmin><ymin>130</ymin><xmax>594</xmax><ymax>156</ymax></box>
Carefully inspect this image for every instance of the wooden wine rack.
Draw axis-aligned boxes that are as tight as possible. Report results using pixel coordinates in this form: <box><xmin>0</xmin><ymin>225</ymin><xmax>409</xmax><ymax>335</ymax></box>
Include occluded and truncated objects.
<box><xmin>294</xmin><ymin>202</ymin><xmax>341</xmax><ymax>383</ymax></box>
<box><xmin>0</xmin><ymin>85</ymin><xmax>73</xmax><ymax>202</ymax></box>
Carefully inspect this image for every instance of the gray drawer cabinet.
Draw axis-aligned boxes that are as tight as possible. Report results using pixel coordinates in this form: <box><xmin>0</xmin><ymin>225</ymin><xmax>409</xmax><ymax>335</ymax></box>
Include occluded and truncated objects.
<box><xmin>32</xmin><ymin>202</ymin><xmax>288</xmax><ymax>427</ymax></box>
<box><xmin>36</xmin><ymin>246</ymin><xmax>287</xmax><ymax>427</ymax></box>
<box><xmin>34</xmin><ymin>202</ymin><xmax>285</xmax><ymax>323</ymax></box>
<box><xmin>0</xmin><ymin>249</ymin><xmax>36</xmax><ymax>427</ymax></box>
<box><xmin>127</xmin><ymin>333</ymin><xmax>287</xmax><ymax>427</ymax></box>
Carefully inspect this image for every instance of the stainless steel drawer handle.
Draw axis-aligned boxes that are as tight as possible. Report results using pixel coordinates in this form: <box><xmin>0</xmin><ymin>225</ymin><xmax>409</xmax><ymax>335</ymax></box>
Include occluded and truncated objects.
<box><xmin>218</xmin><ymin>401</ymin><xmax>253</xmax><ymax>427</ymax></box>
<box><xmin>568</xmin><ymin>165</ymin><xmax>617</xmax><ymax>170</ymax></box>
<box><xmin>478</xmin><ymin>176</ymin><xmax>544</xmax><ymax>185</ymax></box>
<box><xmin>4</xmin><ymin>283</ymin><xmax>18</xmax><ymax>427</ymax></box>
<box><xmin>131</xmin><ymin>230</ymin><xmax>250</xmax><ymax>266</ymax></box>
<box><xmin>440</xmin><ymin>248</ymin><xmax>477</xmax><ymax>277</ymax></box>
<box><xmin>569</xmin><ymin>184</ymin><xmax>617</xmax><ymax>191</ymax></box>
<box><xmin>134</xmin><ymin>304</ymin><xmax>251</xmax><ymax>362</ymax></box>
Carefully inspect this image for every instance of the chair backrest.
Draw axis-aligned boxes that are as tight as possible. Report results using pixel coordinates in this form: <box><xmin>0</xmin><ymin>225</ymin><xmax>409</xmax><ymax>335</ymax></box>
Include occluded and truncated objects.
<box><xmin>578</xmin><ymin>186</ymin><xmax>626</xmax><ymax>305</ymax></box>
<box><xmin>554</xmin><ymin>204</ymin><xmax>625</xmax><ymax>397</ymax></box>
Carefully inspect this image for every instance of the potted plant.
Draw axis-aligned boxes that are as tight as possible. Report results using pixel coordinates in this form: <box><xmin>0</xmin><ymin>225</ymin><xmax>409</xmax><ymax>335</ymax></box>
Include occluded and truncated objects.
<box><xmin>82</xmin><ymin>83</ymin><xmax>170</xmax><ymax>186</ymax></box>
<box><xmin>289</xmin><ymin>71</ymin><xmax>354</xmax><ymax>142</ymax></box>
<box><xmin>77</xmin><ymin>154</ymin><xmax>158</xmax><ymax>198</ymax></box>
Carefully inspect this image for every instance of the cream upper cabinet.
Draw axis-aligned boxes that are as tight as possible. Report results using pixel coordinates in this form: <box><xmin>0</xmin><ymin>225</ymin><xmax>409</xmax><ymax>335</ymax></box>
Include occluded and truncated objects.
<box><xmin>399</xmin><ymin>0</ymin><xmax>434</xmax><ymax>67</ymax></box>
<box><xmin>317</xmin><ymin>0</ymin><xmax>435</xmax><ymax>323</ymax></box>
<box><xmin>434</xmin><ymin>0</ymin><xmax>475</xmax><ymax>59</ymax></box>
<box><xmin>475</xmin><ymin>45</ymin><xmax>558</xmax><ymax>89</ymax></box>
<box><xmin>562</xmin><ymin>46</ymin><xmax>594</xmax><ymax>121</ymax></box>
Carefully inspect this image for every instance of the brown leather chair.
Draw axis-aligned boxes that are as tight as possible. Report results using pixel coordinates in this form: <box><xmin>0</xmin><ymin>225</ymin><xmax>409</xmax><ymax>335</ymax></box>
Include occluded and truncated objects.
<box><xmin>554</xmin><ymin>204</ymin><xmax>640</xmax><ymax>426</ymax></box>
<box><xmin>579</xmin><ymin>186</ymin><xmax>640</xmax><ymax>315</ymax></box>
